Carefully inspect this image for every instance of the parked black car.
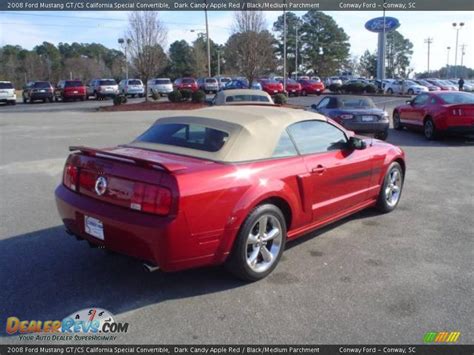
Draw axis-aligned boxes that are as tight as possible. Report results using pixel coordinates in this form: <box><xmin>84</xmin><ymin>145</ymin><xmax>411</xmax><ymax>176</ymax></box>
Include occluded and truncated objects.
<box><xmin>311</xmin><ymin>96</ymin><xmax>390</xmax><ymax>140</ymax></box>
<box><xmin>22</xmin><ymin>81</ymin><xmax>54</xmax><ymax>103</ymax></box>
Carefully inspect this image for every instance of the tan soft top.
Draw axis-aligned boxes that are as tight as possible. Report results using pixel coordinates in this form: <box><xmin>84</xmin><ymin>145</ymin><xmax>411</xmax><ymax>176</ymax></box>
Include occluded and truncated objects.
<box><xmin>130</xmin><ymin>106</ymin><xmax>327</xmax><ymax>162</ymax></box>
<box><xmin>213</xmin><ymin>89</ymin><xmax>274</xmax><ymax>105</ymax></box>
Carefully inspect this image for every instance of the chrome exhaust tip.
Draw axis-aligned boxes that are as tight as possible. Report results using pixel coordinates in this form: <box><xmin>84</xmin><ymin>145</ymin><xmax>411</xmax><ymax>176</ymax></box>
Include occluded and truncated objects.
<box><xmin>143</xmin><ymin>262</ymin><xmax>160</xmax><ymax>272</ymax></box>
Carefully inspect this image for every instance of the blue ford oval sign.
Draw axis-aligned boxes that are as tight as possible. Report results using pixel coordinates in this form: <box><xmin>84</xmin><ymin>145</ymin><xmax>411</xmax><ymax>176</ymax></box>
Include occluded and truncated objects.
<box><xmin>365</xmin><ymin>17</ymin><xmax>400</xmax><ymax>33</ymax></box>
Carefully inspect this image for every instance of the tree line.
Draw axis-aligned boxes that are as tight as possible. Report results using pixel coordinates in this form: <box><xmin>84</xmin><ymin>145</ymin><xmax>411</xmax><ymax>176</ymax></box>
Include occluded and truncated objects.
<box><xmin>0</xmin><ymin>10</ymin><xmax>422</xmax><ymax>90</ymax></box>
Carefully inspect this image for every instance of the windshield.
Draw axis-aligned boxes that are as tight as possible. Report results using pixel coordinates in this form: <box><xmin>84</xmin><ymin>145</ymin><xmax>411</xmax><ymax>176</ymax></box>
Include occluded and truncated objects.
<box><xmin>99</xmin><ymin>80</ymin><xmax>116</xmax><ymax>86</ymax></box>
<box><xmin>0</xmin><ymin>82</ymin><xmax>13</xmax><ymax>89</ymax></box>
<box><xmin>33</xmin><ymin>82</ymin><xmax>51</xmax><ymax>88</ymax></box>
<box><xmin>155</xmin><ymin>79</ymin><xmax>171</xmax><ymax>85</ymax></box>
<box><xmin>338</xmin><ymin>97</ymin><xmax>376</xmax><ymax>109</ymax></box>
<box><xmin>225</xmin><ymin>95</ymin><xmax>270</xmax><ymax>103</ymax></box>
<box><xmin>134</xmin><ymin>123</ymin><xmax>229</xmax><ymax>153</ymax></box>
<box><xmin>65</xmin><ymin>81</ymin><xmax>83</xmax><ymax>87</ymax></box>
<box><xmin>439</xmin><ymin>93</ymin><xmax>474</xmax><ymax>104</ymax></box>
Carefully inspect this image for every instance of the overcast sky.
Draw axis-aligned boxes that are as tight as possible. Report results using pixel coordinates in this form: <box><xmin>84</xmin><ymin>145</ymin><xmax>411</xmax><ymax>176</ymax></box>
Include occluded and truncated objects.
<box><xmin>0</xmin><ymin>10</ymin><xmax>472</xmax><ymax>73</ymax></box>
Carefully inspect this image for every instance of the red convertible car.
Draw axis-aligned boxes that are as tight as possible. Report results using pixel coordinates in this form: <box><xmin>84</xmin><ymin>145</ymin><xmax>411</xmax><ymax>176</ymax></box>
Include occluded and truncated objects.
<box><xmin>55</xmin><ymin>106</ymin><xmax>406</xmax><ymax>281</ymax></box>
<box><xmin>393</xmin><ymin>92</ymin><xmax>474</xmax><ymax>140</ymax></box>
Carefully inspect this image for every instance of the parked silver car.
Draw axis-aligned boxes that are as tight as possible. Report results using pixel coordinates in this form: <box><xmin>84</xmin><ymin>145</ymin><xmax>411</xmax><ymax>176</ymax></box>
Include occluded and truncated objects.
<box><xmin>197</xmin><ymin>77</ymin><xmax>219</xmax><ymax>93</ymax></box>
<box><xmin>0</xmin><ymin>81</ymin><xmax>16</xmax><ymax>105</ymax></box>
<box><xmin>147</xmin><ymin>78</ymin><xmax>173</xmax><ymax>96</ymax></box>
<box><xmin>118</xmin><ymin>79</ymin><xmax>144</xmax><ymax>97</ymax></box>
<box><xmin>86</xmin><ymin>79</ymin><xmax>118</xmax><ymax>99</ymax></box>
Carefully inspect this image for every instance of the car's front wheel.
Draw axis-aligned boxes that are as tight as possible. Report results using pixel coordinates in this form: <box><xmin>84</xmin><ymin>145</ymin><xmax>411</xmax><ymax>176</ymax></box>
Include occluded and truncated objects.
<box><xmin>393</xmin><ymin>112</ymin><xmax>403</xmax><ymax>130</ymax></box>
<box><xmin>226</xmin><ymin>204</ymin><xmax>286</xmax><ymax>281</ymax></box>
<box><xmin>376</xmin><ymin>162</ymin><xmax>404</xmax><ymax>213</ymax></box>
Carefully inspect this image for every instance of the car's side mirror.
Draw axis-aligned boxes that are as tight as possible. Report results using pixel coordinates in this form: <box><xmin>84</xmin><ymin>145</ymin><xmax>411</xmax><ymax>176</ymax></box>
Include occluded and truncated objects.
<box><xmin>349</xmin><ymin>136</ymin><xmax>367</xmax><ymax>150</ymax></box>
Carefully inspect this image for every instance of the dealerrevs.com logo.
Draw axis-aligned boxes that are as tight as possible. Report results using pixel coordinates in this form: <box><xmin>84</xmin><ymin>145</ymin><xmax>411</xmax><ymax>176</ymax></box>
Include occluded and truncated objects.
<box><xmin>424</xmin><ymin>331</ymin><xmax>461</xmax><ymax>343</ymax></box>
<box><xmin>6</xmin><ymin>308</ymin><xmax>129</xmax><ymax>340</ymax></box>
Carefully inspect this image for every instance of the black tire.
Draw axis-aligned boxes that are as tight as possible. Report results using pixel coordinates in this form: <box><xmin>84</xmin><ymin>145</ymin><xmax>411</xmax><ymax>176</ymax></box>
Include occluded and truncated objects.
<box><xmin>393</xmin><ymin>111</ymin><xmax>403</xmax><ymax>130</ymax></box>
<box><xmin>302</xmin><ymin>89</ymin><xmax>307</xmax><ymax>96</ymax></box>
<box><xmin>407</xmin><ymin>89</ymin><xmax>414</xmax><ymax>95</ymax></box>
<box><xmin>226</xmin><ymin>204</ymin><xmax>287</xmax><ymax>281</ymax></box>
<box><xmin>376</xmin><ymin>162</ymin><xmax>404</xmax><ymax>213</ymax></box>
<box><xmin>375</xmin><ymin>129</ymin><xmax>389</xmax><ymax>141</ymax></box>
<box><xmin>387</xmin><ymin>88</ymin><xmax>393</xmax><ymax>95</ymax></box>
<box><xmin>423</xmin><ymin>118</ymin><xmax>437</xmax><ymax>140</ymax></box>
<box><xmin>48</xmin><ymin>97</ymin><xmax>53</xmax><ymax>103</ymax></box>
<box><xmin>23</xmin><ymin>96</ymin><xmax>27</xmax><ymax>104</ymax></box>
<box><xmin>54</xmin><ymin>96</ymin><xmax>59</xmax><ymax>102</ymax></box>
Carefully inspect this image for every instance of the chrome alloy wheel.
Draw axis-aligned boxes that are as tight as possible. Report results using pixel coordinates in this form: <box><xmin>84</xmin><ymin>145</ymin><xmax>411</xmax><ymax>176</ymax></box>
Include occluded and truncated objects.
<box><xmin>424</xmin><ymin>120</ymin><xmax>434</xmax><ymax>139</ymax></box>
<box><xmin>246</xmin><ymin>215</ymin><xmax>283</xmax><ymax>273</ymax></box>
<box><xmin>385</xmin><ymin>168</ymin><xmax>402</xmax><ymax>207</ymax></box>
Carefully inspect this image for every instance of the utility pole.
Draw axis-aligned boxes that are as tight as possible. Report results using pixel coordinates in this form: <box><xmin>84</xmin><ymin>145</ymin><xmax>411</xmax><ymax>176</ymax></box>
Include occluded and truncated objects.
<box><xmin>424</xmin><ymin>37</ymin><xmax>433</xmax><ymax>74</ymax></box>
<box><xmin>460</xmin><ymin>44</ymin><xmax>467</xmax><ymax>66</ymax></box>
<box><xmin>217</xmin><ymin>50</ymin><xmax>221</xmax><ymax>77</ymax></box>
<box><xmin>446</xmin><ymin>46</ymin><xmax>451</xmax><ymax>79</ymax></box>
<box><xmin>452</xmin><ymin>22</ymin><xmax>464</xmax><ymax>78</ymax></box>
<box><xmin>283</xmin><ymin>3</ymin><xmax>287</xmax><ymax>92</ymax></box>
<box><xmin>204</xmin><ymin>0</ymin><xmax>211</xmax><ymax>77</ymax></box>
<box><xmin>118</xmin><ymin>38</ymin><xmax>131</xmax><ymax>79</ymax></box>
<box><xmin>295</xmin><ymin>25</ymin><xmax>298</xmax><ymax>81</ymax></box>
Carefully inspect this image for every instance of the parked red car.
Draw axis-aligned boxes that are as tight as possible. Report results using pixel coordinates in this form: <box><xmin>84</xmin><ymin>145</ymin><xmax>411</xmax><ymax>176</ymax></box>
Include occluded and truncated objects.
<box><xmin>54</xmin><ymin>80</ymin><xmax>87</xmax><ymax>102</ymax></box>
<box><xmin>393</xmin><ymin>92</ymin><xmax>474</xmax><ymax>140</ymax></box>
<box><xmin>298</xmin><ymin>79</ymin><xmax>325</xmax><ymax>96</ymax></box>
<box><xmin>278</xmin><ymin>78</ymin><xmax>302</xmax><ymax>96</ymax></box>
<box><xmin>259</xmin><ymin>79</ymin><xmax>284</xmax><ymax>95</ymax></box>
<box><xmin>55</xmin><ymin>106</ymin><xmax>405</xmax><ymax>281</ymax></box>
<box><xmin>173</xmin><ymin>77</ymin><xmax>199</xmax><ymax>92</ymax></box>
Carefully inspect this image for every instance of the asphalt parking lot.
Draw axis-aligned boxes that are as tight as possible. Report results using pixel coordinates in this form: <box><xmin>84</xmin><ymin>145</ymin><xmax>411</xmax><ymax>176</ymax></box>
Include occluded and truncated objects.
<box><xmin>0</xmin><ymin>96</ymin><xmax>473</xmax><ymax>344</ymax></box>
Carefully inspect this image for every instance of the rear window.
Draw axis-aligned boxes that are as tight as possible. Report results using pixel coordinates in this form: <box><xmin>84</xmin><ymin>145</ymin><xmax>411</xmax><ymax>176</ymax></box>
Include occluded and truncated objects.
<box><xmin>226</xmin><ymin>95</ymin><xmax>270</xmax><ymax>103</ymax></box>
<box><xmin>221</xmin><ymin>78</ymin><xmax>231</xmax><ymax>83</ymax></box>
<box><xmin>99</xmin><ymin>80</ymin><xmax>116</xmax><ymax>86</ymax></box>
<box><xmin>135</xmin><ymin>123</ymin><xmax>229</xmax><ymax>153</ymax></box>
<box><xmin>439</xmin><ymin>93</ymin><xmax>474</xmax><ymax>104</ymax></box>
<box><xmin>128</xmin><ymin>80</ymin><xmax>142</xmax><ymax>85</ymax></box>
<box><xmin>0</xmin><ymin>82</ymin><xmax>13</xmax><ymax>89</ymax></box>
<box><xmin>33</xmin><ymin>82</ymin><xmax>51</xmax><ymax>88</ymax></box>
<box><xmin>65</xmin><ymin>81</ymin><xmax>83</xmax><ymax>87</ymax></box>
<box><xmin>338</xmin><ymin>98</ymin><xmax>375</xmax><ymax>108</ymax></box>
<box><xmin>182</xmin><ymin>78</ymin><xmax>195</xmax><ymax>84</ymax></box>
<box><xmin>206</xmin><ymin>78</ymin><xmax>217</xmax><ymax>83</ymax></box>
<box><xmin>154</xmin><ymin>79</ymin><xmax>171</xmax><ymax>85</ymax></box>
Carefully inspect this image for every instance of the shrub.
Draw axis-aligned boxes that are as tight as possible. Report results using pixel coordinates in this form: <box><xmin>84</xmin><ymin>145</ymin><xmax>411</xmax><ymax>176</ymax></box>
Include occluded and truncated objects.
<box><xmin>151</xmin><ymin>90</ymin><xmax>160</xmax><ymax>101</ymax></box>
<box><xmin>364</xmin><ymin>84</ymin><xmax>377</xmax><ymax>94</ymax></box>
<box><xmin>180</xmin><ymin>89</ymin><xmax>193</xmax><ymax>101</ymax></box>
<box><xmin>273</xmin><ymin>93</ymin><xmax>287</xmax><ymax>105</ymax></box>
<box><xmin>328</xmin><ymin>83</ymin><xmax>342</xmax><ymax>93</ymax></box>
<box><xmin>113</xmin><ymin>94</ymin><xmax>127</xmax><ymax>106</ymax></box>
<box><xmin>192</xmin><ymin>90</ymin><xmax>206</xmax><ymax>103</ymax></box>
<box><xmin>168</xmin><ymin>90</ymin><xmax>182</xmax><ymax>103</ymax></box>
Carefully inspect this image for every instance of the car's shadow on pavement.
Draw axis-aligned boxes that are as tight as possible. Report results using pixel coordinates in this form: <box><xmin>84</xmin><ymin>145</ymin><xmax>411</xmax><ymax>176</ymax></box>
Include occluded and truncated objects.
<box><xmin>0</xmin><ymin>226</ymin><xmax>247</xmax><ymax>336</ymax></box>
<box><xmin>386</xmin><ymin>128</ymin><xmax>474</xmax><ymax>147</ymax></box>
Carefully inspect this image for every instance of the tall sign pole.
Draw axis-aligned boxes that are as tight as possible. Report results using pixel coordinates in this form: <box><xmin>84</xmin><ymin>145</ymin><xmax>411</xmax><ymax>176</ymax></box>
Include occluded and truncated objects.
<box><xmin>365</xmin><ymin>16</ymin><xmax>400</xmax><ymax>80</ymax></box>
<box><xmin>424</xmin><ymin>37</ymin><xmax>433</xmax><ymax>73</ymax></box>
<box><xmin>283</xmin><ymin>2</ymin><xmax>287</xmax><ymax>91</ymax></box>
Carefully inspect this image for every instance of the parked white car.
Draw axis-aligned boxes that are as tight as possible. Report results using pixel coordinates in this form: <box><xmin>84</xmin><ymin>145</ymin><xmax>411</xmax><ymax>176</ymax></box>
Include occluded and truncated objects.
<box><xmin>118</xmin><ymin>79</ymin><xmax>144</xmax><ymax>97</ymax></box>
<box><xmin>0</xmin><ymin>81</ymin><xmax>16</xmax><ymax>105</ymax></box>
<box><xmin>325</xmin><ymin>76</ymin><xmax>343</xmax><ymax>86</ymax></box>
<box><xmin>147</xmin><ymin>78</ymin><xmax>173</xmax><ymax>96</ymax></box>
<box><xmin>385</xmin><ymin>80</ymin><xmax>428</xmax><ymax>95</ymax></box>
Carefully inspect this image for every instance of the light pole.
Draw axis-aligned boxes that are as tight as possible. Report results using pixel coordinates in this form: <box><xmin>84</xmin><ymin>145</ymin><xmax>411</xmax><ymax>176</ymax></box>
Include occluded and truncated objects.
<box><xmin>118</xmin><ymin>38</ymin><xmax>132</xmax><ymax>80</ymax></box>
<box><xmin>204</xmin><ymin>0</ymin><xmax>211</xmax><ymax>77</ymax></box>
<box><xmin>452</xmin><ymin>22</ymin><xmax>464</xmax><ymax>78</ymax></box>
<box><xmin>217</xmin><ymin>50</ymin><xmax>221</xmax><ymax>77</ymax></box>
<box><xmin>446</xmin><ymin>46</ymin><xmax>451</xmax><ymax>79</ymax></box>
<box><xmin>295</xmin><ymin>24</ymin><xmax>298</xmax><ymax>81</ymax></box>
<box><xmin>424</xmin><ymin>37</ymin><xmax>433</xmax><ymax>74</ymax></box>
<box><xmin>283</xmin><ymin>3</ymin><xmax>287</xmax><ymax>92</ymax></box>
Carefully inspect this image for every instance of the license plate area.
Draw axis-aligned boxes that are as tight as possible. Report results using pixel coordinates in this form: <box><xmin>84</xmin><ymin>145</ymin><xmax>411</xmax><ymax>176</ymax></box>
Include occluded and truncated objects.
<box><xmin>361</xmin><ymin>115</ymin><xmax>375</xmax><ymax>122</ymax></box>
<box><xmin>84</xmin><ymin>215</ymin><xmax>104</xmax><ymax>240</ymax></box>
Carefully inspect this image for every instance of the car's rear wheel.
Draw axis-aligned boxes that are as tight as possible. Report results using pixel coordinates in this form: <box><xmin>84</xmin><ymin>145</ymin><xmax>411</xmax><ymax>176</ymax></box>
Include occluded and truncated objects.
<box><xmin>302</xmin><ymin>89</ymin><xmax>307</xmax><ymax>96</ymax></box>
<box><xmin>393</xmin><ymin>112</ymin><xmax>403</xmax><ymax>130</ymax></box>
<box><xmin>226</xmin><ymin>204</ymin><xmax>286</xmax><ymax>281</ymax></box>
<box><xmin>407</xmin><ymin>89</ymin><xmax>414</xmax><ymax>95</ymax></box>
<box><xmin>376</xmin><ymin>162</ymin><xmax>404</xmax><ymax>213</ymax></box>
<box><xmin>387</xmin><ymin>88</ymin><xmax>393</xmax><ymax>94</ymax></box>
<box><xmin>423</xmin><ymin>118</ymin><xmax>437</xmax><ymax>140</ymax></box>
<box><xmin>23</xmin><ymin>96</ymin><xmax>27</xmax><ymax>103</ymax></box>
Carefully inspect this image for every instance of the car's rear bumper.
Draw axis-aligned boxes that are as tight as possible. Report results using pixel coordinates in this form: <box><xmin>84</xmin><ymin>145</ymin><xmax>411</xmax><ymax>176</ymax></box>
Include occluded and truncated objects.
<box><xmin>30</xmin><ymin>93</ymin><xmax>53</xmax><ymax>99</ymax></box>
<box><xmin>0</xmin><ymin>97</ymin><xmax>16</xmax><ymax>102</ymax></box>
<box><xmin>55</xmin><ymin>184</ymin><xmax>218</xmax><ymax>272</ymax></box>
<box><xmin>63</xmin><ymin>92</ymin><xmax>86</xmax><ymax>98</ymax></box>
<box><xmin>342</xmin><ymin>121</ymin><xmax>389</xmax><ymax>134</ymax></box>
<box><xmin>125</xmin><ymin>89</ymin><xmax>144</xmax><ymax>94</ymax></box>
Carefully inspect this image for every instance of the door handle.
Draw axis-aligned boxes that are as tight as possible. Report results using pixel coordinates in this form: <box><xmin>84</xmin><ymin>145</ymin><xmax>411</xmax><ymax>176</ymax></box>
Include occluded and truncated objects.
<box><xmin>311</xmin><ymin>165</ymin><xmax>326</xmax><ymax>174</ymax></box>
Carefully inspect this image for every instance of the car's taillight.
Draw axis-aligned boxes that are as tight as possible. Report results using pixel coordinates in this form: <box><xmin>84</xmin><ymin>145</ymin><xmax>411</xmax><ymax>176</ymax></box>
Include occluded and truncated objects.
<box><xmin>130</xmin><ymin>182</ymin><xmax>171</xmax><ymax>215</ymax></box>
<box><xmin>63</xmin><ymin>163</ymin><xmax>78</xmax><ymax>191</ymax></box>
